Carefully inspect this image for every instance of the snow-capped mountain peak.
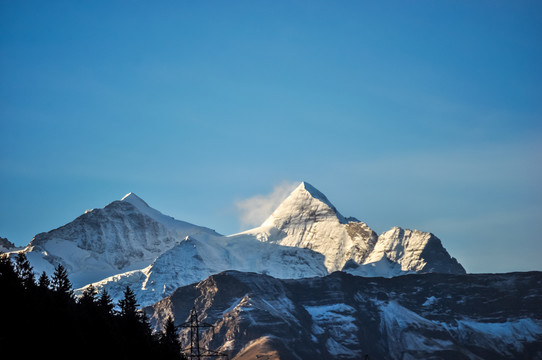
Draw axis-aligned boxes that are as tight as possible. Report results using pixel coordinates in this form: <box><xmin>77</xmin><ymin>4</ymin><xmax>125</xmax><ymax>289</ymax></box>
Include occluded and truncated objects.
<box><xmin>255</xmin><ymin>182</ymin><xmax>376</xmax><ymax>272</ymax></box>
<box><xmin>121</xmin><ymin>192</ymin><xmax>150</xmax><ymax>208</ymax></box>
<box><xmin>120</xmin><ymin>192</ymin><xmax>218</xmax><ymax>236</ymax></box>
<box><xmin>261</xmin><ymin>181</ymin><xmax>346</xmax><ymax>228</ymax></box>
<box><xmin>298</xmin><ymin>181</ymin><xmax>336</xmax><ymax>207</ymax></box>
<box><xmin>248</xmin><ymin>182</ymin><xmax>464</xmax><ymax>277</ymax></box>
<box><xmin>20</xmin><ymin>192</ymin><xmax>219</xmax><ymax>288</ymax></box>
<box><xmin>120</xmin><ymin>192</ymin><xmax>164</xmax><ymax>221</ymax></box>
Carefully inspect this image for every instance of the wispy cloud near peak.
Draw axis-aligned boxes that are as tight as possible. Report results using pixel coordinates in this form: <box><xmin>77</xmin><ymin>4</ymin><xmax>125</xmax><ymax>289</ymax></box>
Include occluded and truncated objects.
<box><xmin>235</xmin><ymin>181</ymin><xmax>299</xmax><ymax>229</ymax></box>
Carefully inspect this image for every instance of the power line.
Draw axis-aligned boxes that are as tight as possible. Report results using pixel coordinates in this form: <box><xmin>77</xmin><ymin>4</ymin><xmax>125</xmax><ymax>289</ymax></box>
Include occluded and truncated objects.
<box><xmin>178</xmin><ymin>307</ymin><xmax>228</xmax><ymax>360</ymax></box>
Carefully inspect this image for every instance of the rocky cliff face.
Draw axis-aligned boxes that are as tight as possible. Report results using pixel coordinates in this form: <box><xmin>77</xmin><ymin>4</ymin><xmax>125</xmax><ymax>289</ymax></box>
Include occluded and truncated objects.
<box><xmin>344</xmin><ymin>227</ymin><xmax>465</xmax><ymax>277</ymax></box>
<box><xmin>145</xmin><ymin>270</ymin><xmax>542</xmax><ymax>360</ymax></box>
<box><xmin>0</xmin><ymin>236</ymin><xmax>16</xmax><ymax>252</ymax></box>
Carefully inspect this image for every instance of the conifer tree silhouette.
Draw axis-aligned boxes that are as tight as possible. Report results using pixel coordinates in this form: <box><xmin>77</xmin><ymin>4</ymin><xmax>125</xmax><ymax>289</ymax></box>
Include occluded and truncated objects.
<box><xmin>0</xmin><ymin>252</ymin><xmax>18</xmax><ymax>288</ymax></box>
<box><xmin>118</xmin><ymin>285</ymin><xmax>139</xmax><ymax>320</ymax></box>
<box><xmin>162</xmin><ymin>316</ymin><xmax>181</xmax><ymax>354</ymax></box>
<box><xmin>15</xmin><ymin>253</ymin><xmax>35</xmax><ymax>289</ymax></box>
<box><xmin>0</xmin><ymin>256</ymin><xmax>184</xmax><ymax>359</ymax></box>
<box><xmin>97</xmin><ymin>288</ymin><xmax>114</xmax><ymax>315</ymax></box>
<box><xmin>38</xmin><ymin>271</ymin><xmax>50</xmax><ymax>290</ymax></box>
<box><xmin>51</xmin><ymin>264</ymin><xmax>73</xmax><ymax>300</ymax></box>
<box><xmin>79</xmin><ymin>283</ymin><xmax>98</xmax><ymax>307</ymax></box>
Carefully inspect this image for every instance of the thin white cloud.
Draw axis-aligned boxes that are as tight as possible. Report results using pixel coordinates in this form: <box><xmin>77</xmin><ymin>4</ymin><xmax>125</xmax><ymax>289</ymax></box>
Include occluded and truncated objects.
<box><xmin>235</xmin><ymin>181</ymin><xmax>299</xmax><ymax>229</ymax></box>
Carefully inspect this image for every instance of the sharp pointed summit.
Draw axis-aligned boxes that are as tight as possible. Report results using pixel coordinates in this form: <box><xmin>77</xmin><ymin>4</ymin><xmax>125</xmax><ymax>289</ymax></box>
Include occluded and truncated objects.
<box><xmin>261</xmin><ymin>181</ymin><xmax>346</xmax><ymax>228</ymax></box>
<box><xmin>297</xmin><ymin>181</ymin><xmax>336</xmax><ymax>207</ymax></box>
<box><xmin>255</xmin><ymin>182</ymin><xmax>376</xmax><ymax>272</ymax></box>
<box><xmin>121</xmin><ymin>192</ymin><xmax>150</xmax><ymax>210</ymax></box>
<box><xmin>121</xmin><ymin>191</ymin><xmax>146</xmax><ymax>203</ymax></box>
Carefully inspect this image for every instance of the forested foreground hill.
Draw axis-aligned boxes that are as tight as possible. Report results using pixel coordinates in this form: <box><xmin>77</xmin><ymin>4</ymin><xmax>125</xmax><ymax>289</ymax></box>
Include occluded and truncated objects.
<box><xmin>0</xmin><ymin>252</ymin><xmax>186</xmax><ymax>360</ymax></box>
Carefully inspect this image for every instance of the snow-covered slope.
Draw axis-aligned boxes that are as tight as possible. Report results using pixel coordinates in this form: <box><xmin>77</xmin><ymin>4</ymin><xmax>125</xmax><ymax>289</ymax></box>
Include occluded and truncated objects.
<box><xmin>81</xmin><ymin>234</ymin><xmax>328</xmax><ymax>307</ymax></box>
<box><xmin>19</xmin><ymin>193</ymin><xmax>220</xmax><ymax>288</ymax></box>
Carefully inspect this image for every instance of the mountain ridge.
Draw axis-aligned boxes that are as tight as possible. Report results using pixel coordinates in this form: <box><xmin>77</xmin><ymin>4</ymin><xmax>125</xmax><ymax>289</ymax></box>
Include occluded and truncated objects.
<box><xmin>10</xmin><ymin>182</ymin><xmax>465</xmax><ymax>305</ymax></box>
<box><xmin>246</xmin><ymin>182</ymin><xmax>464</xmax><ymax>276</ymax></box>
<box><xmin>3</xmin><ymin>183</ymin><xmax>538</xmax><ymax>359</ymax></box>
<box><xmin>145</xmin><ymin>270</ymin><xmax>542</xmax><ymax>360</ymax></box>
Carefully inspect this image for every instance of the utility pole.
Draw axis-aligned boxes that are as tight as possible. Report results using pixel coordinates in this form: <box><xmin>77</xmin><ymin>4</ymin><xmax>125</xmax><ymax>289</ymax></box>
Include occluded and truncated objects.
<box><xmin>178</xmin><ymin>307</ymin><xmax>228</xmax><ymax>360</ymax></box>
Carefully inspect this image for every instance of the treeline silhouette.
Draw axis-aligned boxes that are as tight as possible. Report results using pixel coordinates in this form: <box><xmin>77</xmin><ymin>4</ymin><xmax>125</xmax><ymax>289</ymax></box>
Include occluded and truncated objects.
<box><xmin>0</xmin><ymin>252</ymin><xmax>186</xmax><ymax>360</ymax></box>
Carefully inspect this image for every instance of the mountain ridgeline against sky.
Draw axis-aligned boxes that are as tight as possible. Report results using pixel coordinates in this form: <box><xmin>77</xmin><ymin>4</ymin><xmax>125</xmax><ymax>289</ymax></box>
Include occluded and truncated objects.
<box><xmin>3</xmin><ymin>182</ymin><xmax>541</xmax><ymax>359</ymax></box>
<box><xmin>242</xmin><ymin>182</ymin><xmax>465</xmax><ymax>276</ymax></box>
<box><xmin>21</xmin><ymin>192</ymin><xmax>220</xmax><ymax>288</ymax></box>
<box><xmin>11</xmin><ymin>182</ymin><xmax>464</xmax><ymax>306</ymax></box>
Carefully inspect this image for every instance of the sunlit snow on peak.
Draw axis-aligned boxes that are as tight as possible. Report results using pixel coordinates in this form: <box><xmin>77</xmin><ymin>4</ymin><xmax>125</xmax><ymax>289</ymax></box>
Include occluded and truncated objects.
<box><xmin>121</xmin><ymin>192</ymin><xmax>148</xmax><ymax>205</ymax></box>
<box><xmin>297</xmin><ymin>181</ymin><xmax>332</xmax><ymax>204</ymax></box>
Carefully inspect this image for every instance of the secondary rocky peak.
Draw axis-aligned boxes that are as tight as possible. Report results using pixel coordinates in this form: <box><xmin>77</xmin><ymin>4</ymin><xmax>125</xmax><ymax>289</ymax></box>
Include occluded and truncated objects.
<box><xmin>353</xmin><ymin>226</ymin><xmax>467</xmax><ymax>276</ymax></box>
<box><xmin>0</xmin><ymin>236</ymin><xmax>16</xmax><ymax>251</ymax></box>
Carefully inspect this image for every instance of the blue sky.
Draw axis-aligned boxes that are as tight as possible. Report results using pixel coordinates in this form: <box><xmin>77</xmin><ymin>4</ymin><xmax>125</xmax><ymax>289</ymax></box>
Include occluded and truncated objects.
<box><xmin>1</xmin><ymin>1</ymin><xmax>541</xmax><ymax>273</ymax></box>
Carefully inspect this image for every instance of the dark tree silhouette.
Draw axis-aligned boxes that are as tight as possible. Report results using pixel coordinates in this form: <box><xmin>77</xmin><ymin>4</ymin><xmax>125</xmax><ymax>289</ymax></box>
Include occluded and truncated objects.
<box><xmin>118</xmin><ymin>285</ymin><xmax>152</xmax><ymax>336</ymax></box>
<box><xmin>79</xmin><ymin>283</ymin><xmax>98</xmax><ymax>307</ymax></box>
<box><xmin>38</xmin><ymin>271</ymin><xmax>50</xmax><ymax>290</ymax></box>
<box><xmin>0</xmin><ymin>252</ymin><xmax>18</xmax><ymax>289</ymax></box>
<box><xmin>97</xmin><ymin>288</ymin><xmax>114</xmax><ymax>315</ymax></box>
<box><xmin>161</xmin><ymin>316</ymin><xmax>182</xmax><ymax>355</ymax></box>
<box><xmin>0</xmin><ymin>252</ymin><xmax>186</xmax><ymax>359</ymax></box>
<box><xmin>118</xmin><ymin>285</ymin><xmax>140</xmax><ymax>320</ymax></box>
<box><xmin>15</xmin><ymin>253</ymin><xmax>35</xmax><ymax>289</ymax></box>
<box><xmin>51</xmin><ymin>264</ymin><xmax>73</xmax><ymax>299</ymax></box>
